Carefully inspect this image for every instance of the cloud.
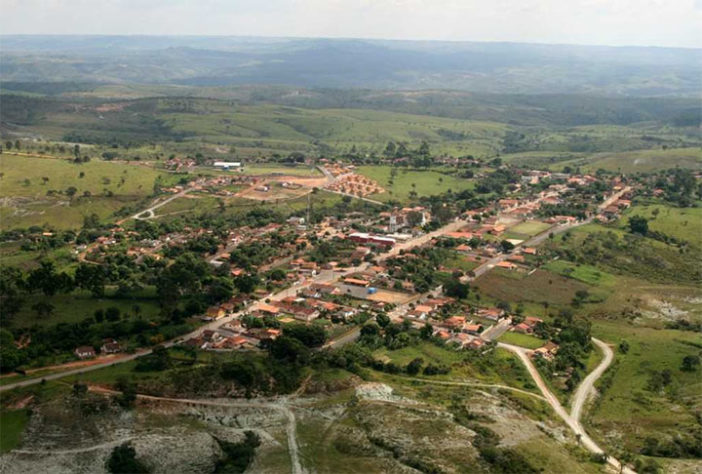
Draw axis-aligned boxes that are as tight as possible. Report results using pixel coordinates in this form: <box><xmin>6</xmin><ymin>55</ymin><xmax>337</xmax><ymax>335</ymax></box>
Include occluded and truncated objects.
<box><xmin>2</xmin><ymin>0</ymin><xmax>701</xmax><ymax>48</ymax></box>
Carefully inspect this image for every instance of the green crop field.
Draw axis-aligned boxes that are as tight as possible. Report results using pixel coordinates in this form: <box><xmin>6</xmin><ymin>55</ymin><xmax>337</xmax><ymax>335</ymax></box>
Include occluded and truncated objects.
<box><xmin>357</xmin><ymin>165</ymin><xmax>475</xmax><ymax>202</ymax></box>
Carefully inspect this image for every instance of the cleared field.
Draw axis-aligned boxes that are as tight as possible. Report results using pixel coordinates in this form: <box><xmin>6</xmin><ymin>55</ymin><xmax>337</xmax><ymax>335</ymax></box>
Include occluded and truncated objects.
<box><xmin>356</xmin><ymin>166</ymin><xmax>474</xmax><ymax>202</ymax></box>
<box><xmin>367</xmin><ymin>289</ymin><xmax>414</xmax><ymax>304</ymax></box>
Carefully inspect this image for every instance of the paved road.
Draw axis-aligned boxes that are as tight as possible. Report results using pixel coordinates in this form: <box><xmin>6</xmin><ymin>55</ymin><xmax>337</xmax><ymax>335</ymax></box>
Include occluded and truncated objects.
<box><xmin>499</xmin><ymin>341</ymin><xmax>633</xmax><ymax>474</ymax></box>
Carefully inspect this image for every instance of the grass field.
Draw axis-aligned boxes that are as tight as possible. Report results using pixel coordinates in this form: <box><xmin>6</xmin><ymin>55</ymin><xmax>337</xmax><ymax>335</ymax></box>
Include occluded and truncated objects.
<box><xmin>622</xmin><ymin>203</ymin><xmax>702</xmax><ymax>244</ymax></box>
<box><xmin>0</xmin><ymin>155</ymin><xmax>165</xmax><ymax>229</ymax></box>
<box><xmin>588</xmin><ymin>320</ymin><xmax>702</xmax><ymax>454</ymax></box>
<box><xmin>508</xmin><ymin>220</ymin><xmax>552</xmax><ymax>237</ymax></box>
<box><xmin>356</xmin><ymin>165</ymin><xmax>475</xmax><ymax>202</ymax></box>
<box><xmin>12</xmin><ymin>290</ymin><xmax>162</xmax><ymax>328</ymax></box>
<box><xmin>240</xmin><ymin>164</ymin><xmax>321</xmax><ymax>177</ymax></box>
<box><xmin>544</xmin><ymin>260</ymin><xmax>618</xmax><ymax>287</ymax></box>
<box><xmin>499</xmin><ymin>331</ymin><xmax>547</xmax><ymax>349</ymax></box>
<box><xmin>551</xmin><ymin>147</ymin><xmax>702</xmax><ymax>174</ymax></box>
<box><xmin>473</xmin><ymin>268</ymin><xmax>590</xmax><ymax>309</ymax></box>
<box><xmin>0</xmin><ymin>409</ymin><xmax>29</xmax><ymax>453</ymax></box>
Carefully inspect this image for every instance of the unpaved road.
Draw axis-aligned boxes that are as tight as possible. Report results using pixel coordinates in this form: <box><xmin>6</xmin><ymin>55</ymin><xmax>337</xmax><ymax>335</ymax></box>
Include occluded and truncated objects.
<box><xmin>499</xmin><ymin>340</ymin><xmax>633</xmax><ymax>474</ymax></box>
<box><xmin>571</xmin><ymin>338</ymin><xmax>614</xmax><ymax>425</ymax></box>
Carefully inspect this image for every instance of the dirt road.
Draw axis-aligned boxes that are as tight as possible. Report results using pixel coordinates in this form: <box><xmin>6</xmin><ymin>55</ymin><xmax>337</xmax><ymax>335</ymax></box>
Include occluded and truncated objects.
<box><xmin>499</xmin><ymin>341</ymin><xmax>633</xmax><ymax>474</ymax></box>
<box><xmin>570</xmin><ymin>338</ymin><xmax>614</xmax><ymax>427</ymax></box>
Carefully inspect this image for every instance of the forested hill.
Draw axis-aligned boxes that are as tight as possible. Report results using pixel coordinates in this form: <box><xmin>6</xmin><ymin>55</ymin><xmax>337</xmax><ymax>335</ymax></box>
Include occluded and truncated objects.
<box><xmin>1</xmin><ymin>36</ymin><xmax>700</xmax><ymax>97</ymax></box>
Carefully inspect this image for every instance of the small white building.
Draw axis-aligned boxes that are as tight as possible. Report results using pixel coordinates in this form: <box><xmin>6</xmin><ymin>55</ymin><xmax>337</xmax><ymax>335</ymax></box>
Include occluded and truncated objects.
<box><xmin>214</xmin><ymin>161</ymin><xmax>242</xmax><ymax>171</ymax></box>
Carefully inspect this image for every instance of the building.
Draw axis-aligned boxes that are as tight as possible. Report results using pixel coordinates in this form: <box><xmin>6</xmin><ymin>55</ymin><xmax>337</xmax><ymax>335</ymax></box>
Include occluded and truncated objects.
<box><xmin>214</xmin><ymin>161</ymin><xmax>242</xmax><ymax>170</ymax></box>
<box><xmin>74</xmin><ymin>346</ymin><xmax>96</xmax><ymax>360</ymax></box>
<box><xmin>347</xmin><ymin>232</ymin><xmax>396</xmax><ymax>247</ymax></box>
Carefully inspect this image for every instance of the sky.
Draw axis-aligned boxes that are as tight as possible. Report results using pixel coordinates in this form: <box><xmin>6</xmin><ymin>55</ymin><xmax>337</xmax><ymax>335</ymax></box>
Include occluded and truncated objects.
<box><xmin>2</xmin><ymin>0</ymin><xmax>701</xmax><ymax>48</ymax></box>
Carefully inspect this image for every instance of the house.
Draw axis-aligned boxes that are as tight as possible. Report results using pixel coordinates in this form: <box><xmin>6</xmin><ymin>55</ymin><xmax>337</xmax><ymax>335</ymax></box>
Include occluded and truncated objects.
<box><xmin>74</xmin><ymin>346</ymin><xmax>96</xmax><ymax>360</ymax></box>
<box><xmin>512</xmin><ymin>322</ymin><xmax>533</xmax><ymax>334</ymax></box>
<box><xmin>524</xmin><ymin>316</ymin><xmax>543</xmax><ymax>328</ymax></box>
<box><xmin>206</xmin><ymin>306</ymin><xmax>226</xmax><ymax>320</ymax></box>
<box><xmin>533</xmin><ymin>341</ymin><xmax>559</xmax><ymax>360</ymax></box>
<box><xmin>256</xmin><ymin>303</ymin><xmax>281</xmax><ymax>316</ymax></box>
<box><xmin>344</xmin><ymin>277</ymin><xmax>370</xmax><ymax>287</ymax></box>
<box><xmin>496</xmin><ymin>261</ymin><xmax>518</xmax><ymax>270</ymax></box>
<box><xmin>478</xmin><ymin>307</ymin><xmax>504</xmax><ymax>321</ymax></box>
<box><xmin>467</xmin><ymin>338</ymin><xmax>486</xmax><ymax>350</ymax></box>
<box><xmin>443</xmin><ymin>316</ymin><xmax>466</xmax><ymax>330</ymax></box>
<box><xmin>100</xmin><ymin>339</ymin><xmax>121</xmax><ymax>354</ymax></box>
<box><xmin>464</xmin><ymin>324</ymin><xmax>483</xmax><ymax>335</ymax></box>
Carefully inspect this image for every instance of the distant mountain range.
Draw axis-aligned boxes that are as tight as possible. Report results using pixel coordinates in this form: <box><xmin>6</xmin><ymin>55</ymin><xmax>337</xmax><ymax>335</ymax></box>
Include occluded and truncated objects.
<box><xmin>1</xmin><ymin>36</ymin><xmax>701</xmax><ymax>96</ymax></box>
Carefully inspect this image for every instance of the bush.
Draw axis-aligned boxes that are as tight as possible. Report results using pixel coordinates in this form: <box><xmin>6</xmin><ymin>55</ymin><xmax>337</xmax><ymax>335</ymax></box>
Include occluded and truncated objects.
<box><xmin>106</xmin><ymin>443</ymin><xmax>150</xmax><ymax>473</ymax></box>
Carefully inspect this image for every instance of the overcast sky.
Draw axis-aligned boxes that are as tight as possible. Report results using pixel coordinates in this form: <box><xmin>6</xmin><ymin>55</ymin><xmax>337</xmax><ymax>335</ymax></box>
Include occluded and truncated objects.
<box><xmin>2</xmin><ymin>0</ymin><xmax>701</xmax><ymax>48</ymax></box>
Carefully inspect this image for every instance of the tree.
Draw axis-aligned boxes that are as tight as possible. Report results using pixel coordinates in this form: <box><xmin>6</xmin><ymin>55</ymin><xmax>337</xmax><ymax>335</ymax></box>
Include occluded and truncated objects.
<box><xmin>106</xmin><ymin>443</ymin><xmax>150</xmax><ymax>473</ymax></box>
<box><xmin>405</xmin><ymin>357</ymin><xmax>424</xmax><ymax>375</ymax></box>
<box><xmin>681</xmin><ymin>355</ymin><xmax>700</xmax><ymax>372</ymax></box>
<box><xmin>500</xmin><ymin>240</ymin><xmax>515</xmax><ymax>253</ymax></box>
<box><xmin>444</xmin><ymin>278</ymin><xmax>469</xmax><ymax>299</ymax></box>
<box><xmin>31</xmin><ymin>301</ymin><xmax>54</xmax><ymax>319</ymax></box>
<box><xmin>628</xmin><ymin>215</ymin><xmax>648</xmax><ymax>235</ymax></box>
<box><xmin>65</xmin><ymin>186</ymin><xmax>78</xmax><ymax>198</ymax></box>
<box><xmin>283</xmin><ymin>324</ymin><xmax>326</xmax><ymax>347</ymax></box>
<box><xmin>269</xmin><ymin>336</ymin><xmax>310</xmax><ymax>366</ymax></box>
<box><xmin>115</xmin><ymin>377</ymin><xmax>137</xmax><ymax>409</ymax></box>
<box><xmin>376</xmin><ymin>313</ymin><xmax>391</xmax><ymax>328</ymax></box>
<box><xmin>619</xmin><ymin>340</ymin><xmax>630</xmax><ymax>354</ymax></box>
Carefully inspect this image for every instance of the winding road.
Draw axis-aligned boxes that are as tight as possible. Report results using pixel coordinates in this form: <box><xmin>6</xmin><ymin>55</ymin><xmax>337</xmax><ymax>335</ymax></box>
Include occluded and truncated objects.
<box><xmin>499</xmin><ymin>339</ymin><xmax>633</xmax><ymax>474</ymax></box>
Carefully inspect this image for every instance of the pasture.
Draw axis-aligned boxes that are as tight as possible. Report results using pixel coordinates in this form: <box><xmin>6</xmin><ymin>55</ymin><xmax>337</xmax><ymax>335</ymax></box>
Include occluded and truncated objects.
<box><xmin>588</xmin><ymin>320</ymin><xmax>702</xmax><ymax>454</ymax></box>
<box><xmin>0</xmin><ymin>155</ymin><xmax>165</xmax><ymax>229</ymax></box>
<box><xmin>622</xmin><ymin>203</ymin><xmax>702</xmax><ymax>244</ymax></box>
